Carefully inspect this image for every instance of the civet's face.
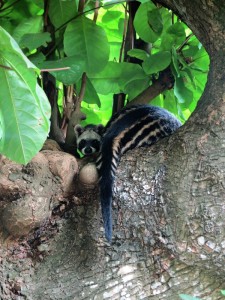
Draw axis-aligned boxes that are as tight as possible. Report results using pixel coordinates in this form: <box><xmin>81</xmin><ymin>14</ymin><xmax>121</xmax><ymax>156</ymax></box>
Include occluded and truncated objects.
<box><xmin>74</xmin><ymin>124</ymin><xmax>104</xmax><ymax>156</ymax></box>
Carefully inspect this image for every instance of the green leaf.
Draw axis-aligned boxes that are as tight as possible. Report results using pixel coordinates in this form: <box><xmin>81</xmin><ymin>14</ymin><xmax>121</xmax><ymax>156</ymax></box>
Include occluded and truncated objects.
<box><xmin>28</xmin><ymin>52</ymin><xmax>46</xmax><ymax>66</ymax></box>
<box><xmin>134</xmin><ymin>3</ymin><xmax>163</xmax><ymax>43</ymax></box>
<box><xmin>64</xmin><ymin>16</ymin><xmax>110</xmax><ymax>74</ymax></box>
<box><xmin>12</xmin><ymin>16</ymin><xmax>43</xmax><ymax>44</ymax></box>
<box><xmin>102</xmin><ymin>10</ymin><xmax>123</xmax><ymax>25</ymax></box>
<box><xmin>0</xmin><ymin>1</ymin><xmax>33</xmax><ymax>26</ymax></box>
<box><xmin>191</xmin><ymin>47</ymin><xmax>210</xmax><ymax>72</ymax></box>
<box><xmin>32</xmin><ymin>0</ymin><xmax>44</xmax><ymax>9</ymax></box>
<box><xmin>179</xmin><ymin>294</ymin><xmax>201</xmax><ymax>300</ymax></box>
<box><xmin>39</xmin><ymin>56</ymin><xmax>85</xmax><ymax>85</ymax></box>
<box><xmin>127</xmin><ymin>49</ymin><xmax>149</xmax><ymax>61</ymax></box>
<box><xmin>90</xmin><ymin>62</ymin><xmax>147</xmax><ymax>95</ymax></box>
<box><xmin>147</xmin><ymin>9</ymin><xmax>163</xmax><ymax>35</ymax></box>
<box><xmin>182</xmin><ymin>45</ymin><xmax>199</xmax><ymax>57</ymax></box>
<box><xmin>160</xmin><ymin>22</ymin><xmax>186</xmax><ymax>51</ymax></box>
<box><xmin>182</xmin><ymin>67</ymin><xmax>196</xmax><ymax>89</ymax></box>
<box><xmin>48</xmin><ymin>0</ymin><xmax>78</xmax><ymax>29</ymax></box>
<box><xmin>119</xmin><ymin>63</ymin><xmax>148</xmax><ymax>88</ymax></box>
<box><xmin>80</xmin><ymin>106</ymin><xmax>104</xmax><ymax>126</ymax></box>
<box><xmin>0</xmin><ymin>27</ymin><xmax>50</xmax><ymax>164</ymax></box>
<box><xmin>171</xmin><ymin>46</ymin><xmax>180</xmax><ymax>77</ymax></box>
<box><xmin>20</xmin><ymin>32</ymin><xmax>52</xmax><ymax>50</ymax></box>
<box><xmin>90</xmin><ymin>62</ymin><xmax>122</xmax><ymax>94</ymax></box>
<box><xmin>124</xmin><ymin>78</ymin><xmax>150</xmax><ymax>100</ymax></box>
<box><xmin>142</xmin><ymin>51</ymin><xmax>171</xmax><ymax>74</ymax></box>
<box><xmin>174</xmin><ymin>76</ymin><xmax>193</xmax><ymax>107</ymax></box>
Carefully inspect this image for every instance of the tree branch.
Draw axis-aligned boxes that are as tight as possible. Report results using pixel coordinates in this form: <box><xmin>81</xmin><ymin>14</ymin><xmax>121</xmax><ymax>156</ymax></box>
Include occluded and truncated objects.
<box><xmin>127</xmin><ymin>67</ymin><xmax>174</xmax><ymax>106</ymax></box>
<box><xmin>78</xmin><ymin>72</ymin><xmax>87</xmax><ymax>105</ymax></box>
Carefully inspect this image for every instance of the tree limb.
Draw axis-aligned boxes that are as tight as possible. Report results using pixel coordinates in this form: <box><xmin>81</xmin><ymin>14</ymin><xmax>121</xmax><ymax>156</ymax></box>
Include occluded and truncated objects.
<box><xmin>127</xmin><ymin>67</ymin><xmax>174</xmax><ymax>106</ymax></box>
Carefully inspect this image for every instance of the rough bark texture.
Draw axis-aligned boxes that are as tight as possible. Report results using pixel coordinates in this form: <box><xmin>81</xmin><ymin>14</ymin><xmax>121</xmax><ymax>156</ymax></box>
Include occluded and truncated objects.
<box><xmin>1</xmin><ymin>0</ymin><xmax>225</xmax><ymax>299</ymax></box>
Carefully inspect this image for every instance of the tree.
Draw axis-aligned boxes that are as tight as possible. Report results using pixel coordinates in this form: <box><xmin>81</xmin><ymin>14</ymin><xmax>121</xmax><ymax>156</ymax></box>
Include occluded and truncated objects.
<box><xmin>0</xmin><ymin>0</ymin><xmax>224</xmax><ymax>299</ymax></box>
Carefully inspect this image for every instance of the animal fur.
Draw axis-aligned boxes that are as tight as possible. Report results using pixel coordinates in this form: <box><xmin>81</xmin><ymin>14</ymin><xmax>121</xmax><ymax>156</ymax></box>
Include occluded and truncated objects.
<box><xmin>96</xmin><ymin>104</ymin><xmax>182</xmax><ymax>242</ymax></box>
<box><xmin>74</xmin><ymin>124</ymin><xmax>104</xmax><ymax>156</ymax></box>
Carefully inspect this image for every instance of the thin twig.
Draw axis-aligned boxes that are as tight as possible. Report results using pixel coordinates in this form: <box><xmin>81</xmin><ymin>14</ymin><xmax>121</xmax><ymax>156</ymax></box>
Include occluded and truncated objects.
<box><xmin>93</xmin><ymin>0</ymin><xmax>99</xmax><ymax>23</ymax></box>
<box><xmin>78</xmin><ymin>72</ymin><xmax>87</xmax><ymax>104</ymax></box>
<box><xmin>78</xmin><ymin>0</ymin><xmax>85</xmax><ymax>13</ymax></box>
<box><xmin>40</xmin><ymin>67</ymin><xmax>70</xmax><ymax>72</ymax></box>
<box><xmin>119</xmin><ymin>3</ymin><xmax>128</xmax><ymax>62</ymax></box>
<box><xmin>177</xmin><ymin>33</ymin><xmax>194</xmax><ymax>53</ymax></box>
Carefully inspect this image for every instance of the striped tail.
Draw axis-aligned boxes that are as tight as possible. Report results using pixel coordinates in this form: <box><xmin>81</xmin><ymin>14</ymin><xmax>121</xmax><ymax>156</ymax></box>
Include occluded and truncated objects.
<box><xmin>99</xmin><ymin>173</ymin><xmax>114</xmax><ymax>242</ymax></box>
<box><xmin>96</xmin><ymin>135</ymin><xmax>121</xmax><ymax>242</ymax></box>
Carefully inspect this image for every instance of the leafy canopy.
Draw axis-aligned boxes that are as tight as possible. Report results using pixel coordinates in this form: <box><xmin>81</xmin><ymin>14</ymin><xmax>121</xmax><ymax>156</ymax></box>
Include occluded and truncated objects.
<box><xmin>0</xmin><ymin>0</ymin><xmax>209</xmax><ymax>163</ymax></box>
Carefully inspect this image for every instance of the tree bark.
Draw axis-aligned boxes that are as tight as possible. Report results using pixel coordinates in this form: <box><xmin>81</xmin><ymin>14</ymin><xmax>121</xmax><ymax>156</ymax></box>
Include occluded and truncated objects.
<box><xmin>1</xmin><ymin>0</ymin><xmax>225</xmax><ymax>299</ymax></box>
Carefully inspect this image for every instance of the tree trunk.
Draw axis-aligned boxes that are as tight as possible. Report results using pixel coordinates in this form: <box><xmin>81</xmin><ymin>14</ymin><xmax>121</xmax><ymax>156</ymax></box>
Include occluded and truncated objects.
<box><xmin>1</xmin><ymin>0</ymin><xmax>225</xmax><ymax>299</ymax></box>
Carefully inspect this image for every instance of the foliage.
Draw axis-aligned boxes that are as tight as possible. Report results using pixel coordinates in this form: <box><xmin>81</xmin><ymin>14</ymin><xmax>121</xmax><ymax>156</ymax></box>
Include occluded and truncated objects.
<box><xmin>0</xmin><ymin>0</ymin><xmax>209</xmax><ymax>163</ymax></box>
<box><xmin>0</xmin><ymin>26</ymin><xmax>50</xmax><ymax>164</ymax></box>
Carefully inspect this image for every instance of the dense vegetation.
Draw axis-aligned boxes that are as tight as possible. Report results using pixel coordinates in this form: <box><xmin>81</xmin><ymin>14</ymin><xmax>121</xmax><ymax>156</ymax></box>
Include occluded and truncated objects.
<box><xmin>0</xmin><ymin>0</ymin><xmax>209</xmax><ymax>163</ymax></box>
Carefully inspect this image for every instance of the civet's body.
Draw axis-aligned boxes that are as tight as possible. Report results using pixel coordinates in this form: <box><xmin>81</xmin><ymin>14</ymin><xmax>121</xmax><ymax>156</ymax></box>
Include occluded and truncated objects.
<box><xmin>96</xmin><ymin>105</ymin><xmax>182</xmax><ymax>242</ymax></box>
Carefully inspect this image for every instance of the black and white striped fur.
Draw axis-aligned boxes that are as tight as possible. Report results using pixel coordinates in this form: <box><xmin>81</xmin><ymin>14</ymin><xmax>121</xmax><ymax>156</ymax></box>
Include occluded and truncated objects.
<box><xmin>96</xmin><ymin>105</ymin><xmax>182</xmax><ymax>242</ymax></box>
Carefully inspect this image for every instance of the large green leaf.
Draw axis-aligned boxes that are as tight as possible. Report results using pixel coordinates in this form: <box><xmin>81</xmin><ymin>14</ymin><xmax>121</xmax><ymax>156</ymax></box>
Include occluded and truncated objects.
<box><xmin>174</xmin><ymin>76</ymin><xmax>193</xmax><ymax>107</ymax></box>
<box><xmin>20</xmin><ymin>32</ymin><xmax>52</xmax><ymax>50</ymax></box>
<box><xmin>160</xmin><ymin>22</ymin><xmax>186</xmax><ymax>51</ymax></box>
<box><xmin>134</xmin><ymin>2</ymin><xmax>163</xmax><ymax>43</ymax></box>
<box><xmin>102</xmin><ymin>10</ymin><xmax>123</xmax><ymax>26</ymax></box>
<box><xmin>29</xmin><ymin>52</ymin><xmax>46</xmax><ymax>66</ymax></box>
<box><xmin>102</xmin><ymin>18</ymin><xmax>123</xmax><ymax>61</ymax></box>
<box><xmin>32</xmin><ymin>0</ymin><xmax>44</xmax><ymax>9</ymax></box>
<box><xmin>171</xmin><ymin>46</ymin><xmax>181</xmax><ymax>77</ymax></box>
<box><xmin>142</xmin><ymin>51</ymin><xmax>171</xmax><ymax>74</ymax></box>
<box><xmin>0</xmin><ymin>27</ymin><xmax>50</xmax><ymax>164</ymax></box>
<box><xmin>12</xmin><ymin>16</ymin><xmax>43</xmax><ymax>44</ymax></box>
<box><xmin>1</xmin><ymin>1</ymin><xmax>37</xmax><ymax>26</ymax></box>
<box><xmin>90</xmin><ymin>62</ymin><xmax>122</xmax><ymax>94</ymax></box>
<box><xmin>119</xmin><ymin>63</ymin><xmax>148</xmax><ymax>88</ymax></box>
<box><xmin>127</xmin><ymin>49</ymin><xmax>149</xmax><ymax>61</ymax></box>
<box><xmin>90</xmin><ymin>62</ymin><xmax>147</xmax><ymax>95</ymax></box>
<box><xmin>48</xmin><ymin>0</ymin><xmax>78</xmax><ymax>29</ymax></box>
<box><xmin>124</xmin><ymin>78</ymin><xmax>150</xmax><ymax>100</ymax></box>
<box><xmin>64</xmin><ymin>16</ymin><xmax>110</xmax><ymax>74</ymax></box>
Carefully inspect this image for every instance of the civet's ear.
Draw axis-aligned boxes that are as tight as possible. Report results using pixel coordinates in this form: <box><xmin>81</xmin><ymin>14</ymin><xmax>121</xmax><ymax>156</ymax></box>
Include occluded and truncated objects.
<box><xmin>74</xmin><ymin>124</ymin><xmax>84</xmax><ymax>137</ymax></box>
<box><xmin>94</xmin><ymin>124</ymin><xmax>105</xmax><ymax>135</ymax></box>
